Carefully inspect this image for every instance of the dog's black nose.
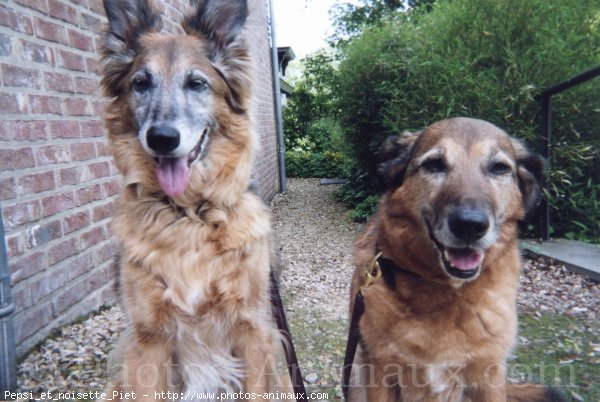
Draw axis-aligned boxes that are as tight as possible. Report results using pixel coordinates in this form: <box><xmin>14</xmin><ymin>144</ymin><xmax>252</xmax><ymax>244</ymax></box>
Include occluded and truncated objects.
<box><xmin>147</xmin><ymin>125</ymin><xmax>180</xmax><ymax>154</ymax></box>
<box><xmin>448</xmin><ymin>209</ymin><xmax>490</xmax><ymax>243</ymax></box>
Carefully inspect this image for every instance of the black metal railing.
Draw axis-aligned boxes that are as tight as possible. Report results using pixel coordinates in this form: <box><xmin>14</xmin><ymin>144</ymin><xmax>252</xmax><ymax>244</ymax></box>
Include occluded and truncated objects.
<box><xmin>535</xmin><ymin>65</ymin><xmax>600</xmax><ymax>240</ymax></box>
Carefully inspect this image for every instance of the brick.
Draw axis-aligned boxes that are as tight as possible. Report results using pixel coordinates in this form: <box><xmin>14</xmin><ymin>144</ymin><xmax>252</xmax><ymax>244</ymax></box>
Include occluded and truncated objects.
<box><xmin>63</xmin><ymin>97</ymin><xmax>89</xmax><ymax>116</ymax></box>
<box><xmin>68</xmin><ymin>29</ymin><xmax>94</xmax><ymax>52</ymax></box>
<box><xmin>37</xmin><ymin>144</ymin><xmax>70</xmax><ymax>165</ymax></box>
<box><xmin>48</xmin><ymin>0</ymin><xmax>78</xmax><ymax>25</ymax></box>
<box><xmin>88</xmin><ymin>0</ymin><xmax>104</xmax><ymax>15</ymax></box>
<box><xmin>0</xmin><ymin>147</ymin><xmax>35</xmax><ymax>170</ymax></box>
<box><xmin>0</xmin><ymin>33</ymin><xmax>13</xmax><ymax>56</ymax></box>
<box><xmin>5</xmin><ymin>233</ymin><xmax>24</xmax><ymax>258</ymax></box>
<box><xmin>25</xmin><ymin>219</ymin><xmax>62</xmax><ymax>248</ymax></box>
<box><xmin>69</xmin><ymin>0</ymin><xmax>88</xmax><ymax>7</ymax></box>
<box><xmin>17</xmin><ymin>170</ymin><xmax>55</xmax><ymax>195</ymax></box>
<box><xmin>87</xmin><ymin>161</ymin><xmax>110</xmax><ymax>179</ymax></box>
<box><xmin>70</xmin><ymin>142</ymin><xmax>96</xmax><ymax>160</ymax></box>
<box><xmin>30</xmin><ymin>267</ymin><xmax>68</xmax><ymax>305</ymax></box>
<box><xmin>57</xmin><ymin>48</ymin><xmax>85</xmax><ymax>72</ymax></box>
<box><xmin>30</xmin><ymin>95</ymin><xmax>62</xmax><ymax>115</ymax></box>
<box><xmin>96</xmin><ymin>141</ymin><xmax>111</xmax><ymax>157</ymax></box>
<box><xmin>52</xmin><ymin>280</ymin><xmax>85</xmax><ymax>315</ymax></box>
<box><xmin>11</xmin><ymin>284</ymin><xmax>31</xmax><ymax>310</ymax></box>
<box><xmin>65</xmin><ymin>251</ymin><xmax>95</xmax><ymax>281</ymax></box>
<box><xmin>48</xmin><ymin>236</ymin><xmax>80</xmax><ymax>265</ymax></box>
<box><xmin>44</xmin><ymin>71</ymin><xmax>74</xmax><ymax>93</ymax></box>
<box><xmin>64</xmin><ymin>210</ymin><xmax>90</xmax><ymax>234</ymax></box>
<box><xmin>20</xmin><ymin>39</ymin><xmax>55</xmax><ymax>65</ymax></box>
<box><xmin>9</xmin><ymin>251</ymin><xmax>43</xmax><ymax>282</ymax></box>
<box><xmin>0</xmin><ymin>93</ymin><xmax>27</xmax><ymax>114</ymax></box>
<box><xmin>84</xmin><ymin>263</ymin><xmax>113</xmax><ymax>294</ymax></box>
<box><xmin>81</xmin><ymin>120</ymin><xmax>104</xmax><ymax>137</ymax></box>
<box><xmin>81</xmin><ymin>225</ymin><xmax>106</xmax><ymax>249</ymax></box>
<box><xmin>33</xmin><ymin>17</ymin><xmax>67</xmax><ymax>44</ymax></box>
<box><xmin>58</xmin><ymin>166</ymin><xmax>83</xmax><ymax>186</ymax></box>
<box><xmin>96</xmin><ymin>240</ymin><xmax>118</xmax><ymax>264</ymax></box>
<box><xmin>102</xmin><ymin>179</ymin><xmax>121</xmax><ymax>197</ymax></box>
<box><xmin>75</xmin><ymin>77</ymin><xmax>99</xmax><ymax>96</ymax></box>
<box><xmin>92</xmin><ymin>100</ymin><xmax>106</xmax><ymax>115</ymax></box>
<box><xmin>80</xmin><ymin>13</ymin><xmax>102</xmax><ymax>34</ymax></box>
<box><xmin>76</xmin><ymin>183</ymin><xmax>102</xmax><ymax>206</ymax></box>
<box><xmin>85</xmin><ymin>56</ymin><xmax>99</xmax><ymax>74</ymax></box>
<box><xmin>14</xmin><ymin>302</ymin><xmax>53</xmax><ymax>343</ymax></box>
<box><xmin>41</xmin><ymin>191</ymin><xmax>75</xmax><ymax>217</ymax></box>
<box><xmin>0</xmin><ymin>177</ymin><xmax>17</xmax><ymax>200</ymax></box>
<box><xmin>0</xmin><ymin>121</ymin><xmax>10</xmax><ymax>140</ymax></box>
<box><xmin>11</xmin><ymin>120</ymin><xmax>48</xmax><ymax>141</ymax></box>
<box><xmin>0</xmin><ymin>5</ymin><xmax>34</xmax><ymax>34</ymax></box>
<box><xmin>1</xmin><ymin>63</ymin><xmax>42</xmax><ymax>88</ymax></box>
<box><xmin>50</xmin><ymin>120</ymin><xmax>80</xmax><ymax>139</ymax></box>
<box><xmin>14</xmin><ymin>0</ymin><xmax>50</xmax><ymax>14</ymax></box>
<box><xmin>92</xmin><ymin>200</ymin><xmax>115</xmax><ymax>222</ymax></box>
<box><xmin>2</xmin><ymin>200</ymin><xmax>41</xmax><ymax>229</ymax></box>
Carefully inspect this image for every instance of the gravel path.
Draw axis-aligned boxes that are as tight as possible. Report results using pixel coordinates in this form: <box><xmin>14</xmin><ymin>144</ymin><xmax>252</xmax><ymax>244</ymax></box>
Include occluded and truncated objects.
<box><xmin>16</xmin><ymin>178</ymin><xmax>600</xmax><ymax>400</ymax></box>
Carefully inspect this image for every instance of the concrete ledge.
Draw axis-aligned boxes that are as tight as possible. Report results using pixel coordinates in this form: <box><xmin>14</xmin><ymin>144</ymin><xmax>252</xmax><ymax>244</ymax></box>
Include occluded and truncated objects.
<box><xmin>319</xmin><ymin>178</ymin><xmax>349</xmax><ymax>185</ymax></box>
<box><xmin>521</xmin><ymin>239</ymin><xmax>600</xmax><ymax>282</ymax></box>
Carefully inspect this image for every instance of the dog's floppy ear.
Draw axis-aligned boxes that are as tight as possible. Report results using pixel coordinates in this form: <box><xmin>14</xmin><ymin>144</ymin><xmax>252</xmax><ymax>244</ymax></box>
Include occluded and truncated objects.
<box><xmin>101</xmin><ymin>0</ymin><xmax>162</xmax><ymax>97</ymax></box>
<box><xmin>512</xmin><ymin>138</ymin><xmax>545</xmax><ymax>219</ymax></box>
<box><xmin>378</xmin><ymin>130</ymin><xmax>421</xmax><ymax>189</ymax></box>
<box><xmin>183</xmin><ymin>0</ymin><xmax>250</xmax><ymax>114</ymax></box>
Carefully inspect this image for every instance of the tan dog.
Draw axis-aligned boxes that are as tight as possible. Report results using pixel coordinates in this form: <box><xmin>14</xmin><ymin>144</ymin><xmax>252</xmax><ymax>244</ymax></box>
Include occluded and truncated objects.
<box><xmin>99</xmin><ymin>0</ymin><xmax>290</xmax><ymax>399</ymax></box>
<box><xmin>347</xmin><ymin>118</ymin><xmax>563</xmax><ymax>401</ymax></box>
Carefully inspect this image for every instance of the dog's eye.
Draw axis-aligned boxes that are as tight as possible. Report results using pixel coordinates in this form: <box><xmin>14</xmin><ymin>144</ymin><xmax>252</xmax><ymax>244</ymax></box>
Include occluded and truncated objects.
<box><xmin>421</xmin><ymin>158</ymin><xmax>447</xmax><ymax>174</ymax></box>
<box><xmin>186</xmin><ymin>78</ymin><xmax>207</xmax><ymax>91</ymax></box>
<box><xmin>489</xmin><ymin>162</ymin><xmax>511</xmax><ymax>175</ymax></box>
<box><xmin>131</xmin><ymin>76</ymin><xmax>152</xmax><ymax>93</ymax></box>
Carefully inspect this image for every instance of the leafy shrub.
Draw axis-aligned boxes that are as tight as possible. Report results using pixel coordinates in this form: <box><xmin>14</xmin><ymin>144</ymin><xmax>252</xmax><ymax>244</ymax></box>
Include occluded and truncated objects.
<box><xmin>336</xmin><ymin>0</ymin><xmax>600</xmax><ymax>239</ymax></box>
<box><xmin>286</xmin><ymin>149</ymin><xmax>351</xmax><ymax>178</ymax></box>
<box><xmin>285</xmin><ymin>115</ymin><xmax>354</xmax><ymax>178</ymax></box>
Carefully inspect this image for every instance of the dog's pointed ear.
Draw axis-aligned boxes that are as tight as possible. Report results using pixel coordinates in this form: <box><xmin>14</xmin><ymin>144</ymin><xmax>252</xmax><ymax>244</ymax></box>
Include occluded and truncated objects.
<box><xmin>378</xmin><ymin>130</ymin><xmax>421</xmax><ymax>189</ymax></box>
<box><xmin>103</xmin><ymin>0</ymin><xmax>162</xmax><ymax>47</ymax></box>
<box><xmin>101</xmin><ymin>0</ymin><xmax>162</xmax><ymax>97</ymax></box>
<box><xmin>183</xmin><ymin>0</ymin><xmax>248</xmax><ymax>52</ymax></box>
<box><xmin>512</xmin><ymin>138</ymin><xmax>545</xmax><ymax>219</ymax></box>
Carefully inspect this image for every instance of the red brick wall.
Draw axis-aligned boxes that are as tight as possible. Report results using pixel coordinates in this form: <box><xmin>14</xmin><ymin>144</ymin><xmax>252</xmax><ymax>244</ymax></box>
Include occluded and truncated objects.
<box><xmin>0</xmin><ymin>0</ymin><xmax>281</xmax><ymax>356</ymax></box>
<box><xmin>248</xmin><ymin>0</ymin><xmax>281</xmax><ymax>201</ymax></box>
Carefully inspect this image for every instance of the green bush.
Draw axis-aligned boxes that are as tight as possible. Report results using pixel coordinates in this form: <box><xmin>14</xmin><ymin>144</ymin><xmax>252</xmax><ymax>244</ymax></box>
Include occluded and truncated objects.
<box><xmin>285</xmin><ymin>149</ymin><xmax>350</xmax><ymax>178</ymax></box>
<box><xmin>337</xmin><ymin>0</ymin><xmax>600</xmax><ymax>239</ymax></box>
<box><xmin>285</xmin><ymin>116</ymin><xmax>353</xmax><ymax>178</ymax></box>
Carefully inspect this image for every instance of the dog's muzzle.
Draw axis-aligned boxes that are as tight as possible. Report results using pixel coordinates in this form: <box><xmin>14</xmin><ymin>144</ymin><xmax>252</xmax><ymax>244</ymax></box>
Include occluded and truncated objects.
<box><xmin>427</xmin><ymin>206</ymin><xmax>492</xmax><ymax>280</ymax></box>
<box><xmin>145</xmin><ymin>124</ymin><xmax>208</xmax><ymax>198</ymax></box>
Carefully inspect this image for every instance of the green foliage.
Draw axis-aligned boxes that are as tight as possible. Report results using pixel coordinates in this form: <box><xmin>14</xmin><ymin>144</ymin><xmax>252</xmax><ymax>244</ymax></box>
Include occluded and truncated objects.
<box><xmin>336</xmin><ymin>0</ymin><xmax>600</xmax><ymax>239</ymax></box>
<box><xmin>285</xmin><ymin>149</ymin><xmax>350</xmax><ymax>178</ymax></box>
<box><xmin>284</xmin><ymin>52</ymin><xmax>353</xmax><ymax>178</ymax></box>
<box><xmin>286</xmin><ymin>117</ymin><xmax>353</xmax><ymax>178</ymax></box>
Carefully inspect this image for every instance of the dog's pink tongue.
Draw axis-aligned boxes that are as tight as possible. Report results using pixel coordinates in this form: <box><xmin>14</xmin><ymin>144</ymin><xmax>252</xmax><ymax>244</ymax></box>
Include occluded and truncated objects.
<box><xmin>447</xmin><ymin>248</ymin><xmax>484</xmax><ymax>271</ymax></box>
<box><xmin>156</xmin><ymin>157</ymin><xmax>189</xmax><ymax>197</ymax></box>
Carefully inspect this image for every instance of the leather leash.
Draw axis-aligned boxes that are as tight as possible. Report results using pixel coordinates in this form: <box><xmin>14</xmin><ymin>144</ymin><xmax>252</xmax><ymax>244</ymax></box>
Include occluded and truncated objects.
<box><xmin>270</xmin><ymin>270</ymin><xmax>307</xmax><ymax>400</ymax></box>
<box><xmin>341</xmin><ymin>252</ymin><xmax>383</xmax><ymax>401</ymax></box>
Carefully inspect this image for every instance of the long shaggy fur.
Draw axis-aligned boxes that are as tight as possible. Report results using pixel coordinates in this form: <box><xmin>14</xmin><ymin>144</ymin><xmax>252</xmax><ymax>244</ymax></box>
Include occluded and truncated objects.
<box><xmin>99</xmin><ymin>0</ymin><xmax>289</xmax><ymax>399</ymax></box>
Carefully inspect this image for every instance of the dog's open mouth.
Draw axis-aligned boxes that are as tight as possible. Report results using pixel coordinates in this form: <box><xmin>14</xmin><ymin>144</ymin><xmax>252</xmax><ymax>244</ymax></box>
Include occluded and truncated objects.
<box><xmin>155</xmin><ymin>129</ymin><xmax>208</xmax><ymax>197</ymax></box>
<box><xmin>441</xmin><ymin>246</ymin><xmax>484</xmax><ymax>279</ymax></box>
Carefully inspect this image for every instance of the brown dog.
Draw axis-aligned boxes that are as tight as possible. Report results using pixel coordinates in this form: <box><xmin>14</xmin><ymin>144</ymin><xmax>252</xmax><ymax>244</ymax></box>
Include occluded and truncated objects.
<box><xmin>99</xmin><ymin>0</ymin><xmax>290</xmax><ymax>399</ymax></box>
<box><xmin>347</xmin><ymin>118</ymin><xmax>563</xmax><ymax>401</ymax></box>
